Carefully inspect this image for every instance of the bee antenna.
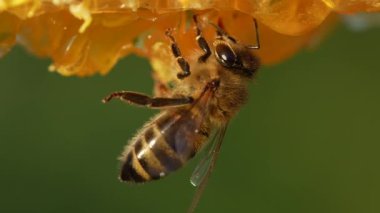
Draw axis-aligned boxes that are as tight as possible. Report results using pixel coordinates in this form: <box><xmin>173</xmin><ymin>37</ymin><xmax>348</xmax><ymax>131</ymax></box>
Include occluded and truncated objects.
<box><xmin>209</xmin><ymin>20</ymin><xmax>237</xmax><ymax>43</ymax></box>
<box><xmin>209</xmin><ymin>22</ymin><xmax>226</xmax><ymax>38</ymax></box>
<box><xmin>246</xmin><ymin>18</ymin><xmax>261</xmax><ymax>50</ymax></box>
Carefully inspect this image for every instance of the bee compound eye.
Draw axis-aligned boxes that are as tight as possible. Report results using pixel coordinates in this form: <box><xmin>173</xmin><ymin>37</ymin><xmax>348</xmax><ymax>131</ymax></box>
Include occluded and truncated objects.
<box><xmin>215</xmin><ymin>43</ymin><xmax>237</xmax><ymax>67</ymax></box>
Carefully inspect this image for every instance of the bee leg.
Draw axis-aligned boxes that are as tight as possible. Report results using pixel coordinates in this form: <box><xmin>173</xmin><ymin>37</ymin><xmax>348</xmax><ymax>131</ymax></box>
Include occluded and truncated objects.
<box><xmin>102</xmin><ymin>91</ymin><xmax>193</xmax><ymax>108</ymax></box>
<box><xmin>165</xmin><ymin>29</ymin><xmax>191</xmax><ymax>80</ymax></box>
<box><xmin>209</xmin><ymin>18</ymin><xmax>238</xmax><ymax>43</ymax></box>
<box><xmin>193</xmin><ymin>15</ymin><xmax>211</xmax><ymax>63</ymax></box>
<box><xmin>245</xmin><ymin>18</ymin><xmax>261</xmax><ymax>50</ymax></box>
<box><xmin>211</xmin><ymin>18</ymin><xmax>260</xmax><ymax>49</ymax></box>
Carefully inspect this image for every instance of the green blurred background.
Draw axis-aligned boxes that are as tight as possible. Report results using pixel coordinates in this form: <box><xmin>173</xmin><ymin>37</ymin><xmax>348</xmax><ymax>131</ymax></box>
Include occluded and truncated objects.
<box><xmin>1</xmin><ymin>24</ymin><xmax>380</xmax><ymax>213</ymax></box>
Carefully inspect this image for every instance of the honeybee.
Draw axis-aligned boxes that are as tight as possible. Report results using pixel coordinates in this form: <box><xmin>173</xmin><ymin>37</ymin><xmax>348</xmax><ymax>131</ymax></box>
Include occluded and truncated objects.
<box><xmin>103</xmin><ymin>15</ymin><xmax>260</xmax><ymax>212</ymax></box>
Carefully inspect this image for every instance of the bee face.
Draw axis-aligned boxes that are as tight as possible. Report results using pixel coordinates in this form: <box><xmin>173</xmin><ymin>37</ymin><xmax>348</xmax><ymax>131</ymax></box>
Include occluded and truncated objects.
<box><xmin>213</xmin><ymin>39</ymin><xmax>260</xmax><ymax>78</ymax></box>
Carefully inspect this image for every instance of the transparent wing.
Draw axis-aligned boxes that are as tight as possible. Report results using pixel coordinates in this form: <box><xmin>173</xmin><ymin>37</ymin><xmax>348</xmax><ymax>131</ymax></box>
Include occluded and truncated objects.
<box><xmin>188</xmin><ymin>123</ymin><xmax>229</xmax><ymax>213</ymax></box>
<box><xmin>190</xmin><ymin>129</ymin><xmax>220</xmax><ymax>187</ymax></box>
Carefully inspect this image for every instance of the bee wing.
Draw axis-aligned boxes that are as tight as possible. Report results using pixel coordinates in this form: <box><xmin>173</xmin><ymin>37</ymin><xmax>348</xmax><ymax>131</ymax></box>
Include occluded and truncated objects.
<box><xmin>188</xmin><ymin>123</ymin><xmax>229</xmax><ymax>212</ymax></box>
<box><xmin>189</xmin><ymin>128</ymin><xmax>220</xmax><ymax>187</ymax></box>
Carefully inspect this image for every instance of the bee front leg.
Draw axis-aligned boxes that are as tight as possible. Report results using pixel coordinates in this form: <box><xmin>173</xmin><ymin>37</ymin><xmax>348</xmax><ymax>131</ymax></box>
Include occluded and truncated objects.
<box><xmin>165</xmin><ymin>29</ymin><xmax>191</xmax><ymax>80</ymax></box>
<box><xmin>245</xmin><ymin>19</ymin><xmax>261</xmax><ymax>50</ymax></box>
<box><xmin>102</xmin><ymin>91</ymin><xmax>193</xmax><ymax>108</ymax></box>
<box><xmin>193</xmin><ymin>15</ymin><xmax>211</xmax><ymax>63</ymax></box>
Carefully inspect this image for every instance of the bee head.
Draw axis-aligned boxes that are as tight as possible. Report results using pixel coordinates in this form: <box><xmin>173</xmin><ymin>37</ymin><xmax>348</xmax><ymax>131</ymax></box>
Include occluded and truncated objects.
<box><xmin>213</xmin><ymin>39</ymin><xmax>260</xmax><ymax>78</ymax></box>
<box><xmin>210</xmin><ymin>18</ymin><xmax>260</xmax><ymax>79</ymax></box>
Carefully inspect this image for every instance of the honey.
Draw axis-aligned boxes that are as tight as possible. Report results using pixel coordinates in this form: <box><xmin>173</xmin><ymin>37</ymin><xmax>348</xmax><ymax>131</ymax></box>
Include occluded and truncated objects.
<box><xmin>0</xmin><ymin>0</ymin><xmax>379</xmax><ymax>76</ymax></box>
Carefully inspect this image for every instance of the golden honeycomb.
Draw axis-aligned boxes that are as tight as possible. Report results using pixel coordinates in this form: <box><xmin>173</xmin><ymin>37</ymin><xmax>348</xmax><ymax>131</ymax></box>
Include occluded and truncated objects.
<box><xmin>0</xmin><ymin>0</ymin><xmax>379</xmax><ymax>79</ymax></box>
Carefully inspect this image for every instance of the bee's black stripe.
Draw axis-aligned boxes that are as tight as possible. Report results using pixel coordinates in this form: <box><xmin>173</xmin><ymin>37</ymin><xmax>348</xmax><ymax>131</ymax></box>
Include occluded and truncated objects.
<box><xmin>151</xmin><ymin>145</ymin><xmax>182</xmax><ymax>172</ymax></box>
<box><xmin>156</xmin><ymin>113</ymin><xmax>177</xmax><ymax>132</ymax></box>
<box><xmin>120</xmin><ymin>153</ymin><xmax>146</xmax><ymax>182</ymax></box>
<box><xmin>156</xmin><ymin>112</ymin><xmax>185</xmax><ymax>152</ymax></box>
<box><xmin>135</xmin><ymin>137</ymin><xmax>162</xmax><ymax>180</ymax></box>
<box><xmin>138</xmin><ymin>157</ymin><xmax>161</xmax><ymax>180</ymax></box>
<box><xmin>147</xmin><ymin>125</ymin><xmax>183</xmax><ymax>172</ymax></box>
<box><xmin>147</xmin><ymin>114</ymin><xmax>184</xmax><ymax>172</ymax></box>
<box><xmin>134</xmin><ymin>139</ymin><xmax>143</xmax><ymax>155</ymax></box>
<box><xmin>162</xmin><ymin>114</ymin><xmax>198</xmax><ymax>159</ymax></box>
<box><xmin>144</xmin><ymin>128</ymin><xmax>155</xmax><ymax>142</ymax></box>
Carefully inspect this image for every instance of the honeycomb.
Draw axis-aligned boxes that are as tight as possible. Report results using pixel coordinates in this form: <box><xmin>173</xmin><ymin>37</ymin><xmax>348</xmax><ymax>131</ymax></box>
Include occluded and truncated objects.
<box><xmin>0</xmin><ymin>0</ymin><xmax>379</xmax><ymax>77</ymax></box>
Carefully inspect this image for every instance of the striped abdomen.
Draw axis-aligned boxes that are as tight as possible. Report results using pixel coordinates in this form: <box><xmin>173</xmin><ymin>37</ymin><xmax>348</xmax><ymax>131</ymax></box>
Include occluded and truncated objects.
<box><xmin>120</xmin><ymin>110</ymin><xmax>209</xmax><ymax>182</ymax></box>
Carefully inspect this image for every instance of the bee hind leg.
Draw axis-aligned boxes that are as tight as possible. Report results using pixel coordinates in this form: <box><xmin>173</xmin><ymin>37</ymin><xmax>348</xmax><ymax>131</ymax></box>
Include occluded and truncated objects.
<box><xmin>102</xmin><ymin>91</ymin><xmax>193</xmax><ymax>108</ymax></box>
<box><xmin>165</xmin><ymin>29</ymin><xmax>191</xmax><ymax>80</ymax></box>
<box><xmin>193</xmin><ymin>15</ymin><xmax>211</xmax><ymax>63</ymax></box>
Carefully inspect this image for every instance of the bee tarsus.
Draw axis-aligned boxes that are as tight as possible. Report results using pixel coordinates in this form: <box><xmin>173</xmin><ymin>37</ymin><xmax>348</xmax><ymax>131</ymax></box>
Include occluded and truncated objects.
<box><xmin>193</xmin><ymin>15</ymin><xmax>212</xmax><ymax>63</ymax></box>
<box><xmin>165</xmin><ymin>28</ymin><xmax>191</xmax><ymax>79</ymax></box>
